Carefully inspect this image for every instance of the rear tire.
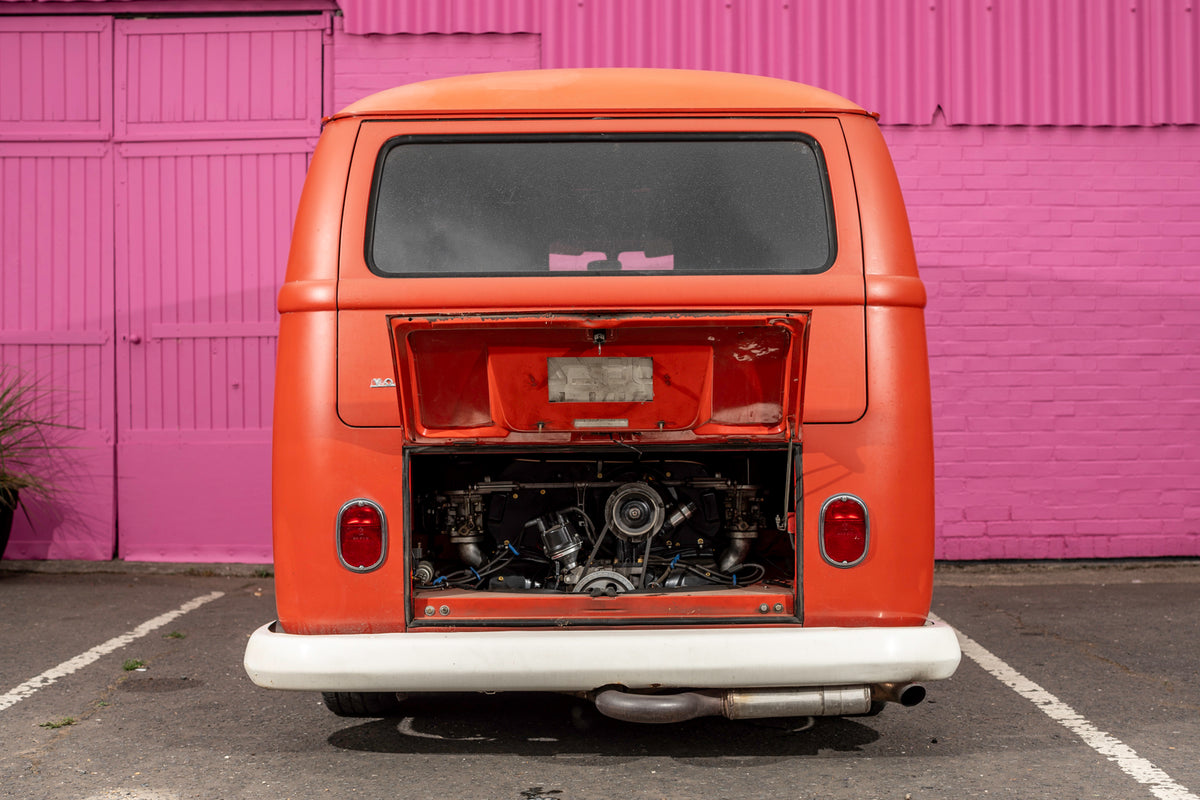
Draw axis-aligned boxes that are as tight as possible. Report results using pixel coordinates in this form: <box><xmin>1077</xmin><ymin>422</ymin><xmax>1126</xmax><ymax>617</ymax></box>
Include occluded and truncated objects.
<box><xmin>321</xmin><ymin>691</ymin><xmax>406</xmax><ymax>717</ymax></box>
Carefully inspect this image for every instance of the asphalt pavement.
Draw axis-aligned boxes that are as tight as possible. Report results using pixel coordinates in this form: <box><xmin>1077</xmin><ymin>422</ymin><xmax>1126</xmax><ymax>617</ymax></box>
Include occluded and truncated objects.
<box><xmin>1</xmin><ymin>559</ymin><xmax>1197</xmax><ymax>800</ymax></box>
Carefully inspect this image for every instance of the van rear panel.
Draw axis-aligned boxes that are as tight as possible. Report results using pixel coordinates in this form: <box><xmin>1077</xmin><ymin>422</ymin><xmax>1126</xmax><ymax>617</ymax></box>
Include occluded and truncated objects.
<box><xmin>251</xmin><ymin>70</ymin><xmax>957</xmax><ymax>716</ymax></box>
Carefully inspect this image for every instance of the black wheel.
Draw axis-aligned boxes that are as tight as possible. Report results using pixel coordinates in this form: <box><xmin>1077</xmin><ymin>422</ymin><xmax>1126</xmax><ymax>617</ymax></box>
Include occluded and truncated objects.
<box><xmin>321</xmin><ymin>691</ymin><xmax>406</xmax><ymax>717</ymax></box>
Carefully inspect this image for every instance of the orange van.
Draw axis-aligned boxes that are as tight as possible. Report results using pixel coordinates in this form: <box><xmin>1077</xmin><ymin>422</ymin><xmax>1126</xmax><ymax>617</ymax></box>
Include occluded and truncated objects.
<box><xmin>244</xmin><ymin>69</ymin><xmax>961</xmax><ymax>723</ymax></box>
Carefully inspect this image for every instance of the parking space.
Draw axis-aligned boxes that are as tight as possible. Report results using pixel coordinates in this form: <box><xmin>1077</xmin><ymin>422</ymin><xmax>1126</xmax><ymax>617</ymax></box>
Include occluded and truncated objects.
<box><xmin>1</xmin><ymin>562</ymin><xmax>1197</xmax><ymax>800</ymax></box>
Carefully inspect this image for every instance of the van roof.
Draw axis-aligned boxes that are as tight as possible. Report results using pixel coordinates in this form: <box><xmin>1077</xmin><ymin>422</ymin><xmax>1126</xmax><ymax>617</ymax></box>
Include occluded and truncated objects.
<box><xmin>330</xmin><ymin>68</ymin><xmax>870</xmax><ymax>120</ymax></box>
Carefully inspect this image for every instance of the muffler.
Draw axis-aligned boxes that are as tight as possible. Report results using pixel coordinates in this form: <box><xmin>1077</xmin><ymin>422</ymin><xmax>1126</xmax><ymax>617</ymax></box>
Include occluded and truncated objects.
<box><xmin>593</xmin><ymin>685</ymin><xmax>874</xmax><ymax>724</ymax></box>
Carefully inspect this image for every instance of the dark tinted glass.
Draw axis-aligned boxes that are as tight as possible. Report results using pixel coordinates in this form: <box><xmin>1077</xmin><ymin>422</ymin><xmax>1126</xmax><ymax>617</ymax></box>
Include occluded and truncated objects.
<box><xmin>368</xmin><ymin>136</ymin><xmax>834</xmax><ymax>276</ymax></box>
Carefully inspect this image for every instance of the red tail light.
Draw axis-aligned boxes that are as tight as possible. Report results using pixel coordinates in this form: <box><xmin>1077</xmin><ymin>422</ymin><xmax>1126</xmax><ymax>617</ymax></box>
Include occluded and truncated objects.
<box><xmin>820</xmin><ymin>495</ymin><xmax>869</xmax><ymax>567</ymax></box>
<box><xmin>337</xmin><ymin>499</ymin><xmax>386</xmax><ymax>572</ymax></box>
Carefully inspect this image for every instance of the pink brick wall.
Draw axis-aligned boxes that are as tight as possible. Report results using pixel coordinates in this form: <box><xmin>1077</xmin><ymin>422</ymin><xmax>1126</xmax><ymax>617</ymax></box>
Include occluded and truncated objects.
<box><xmin>331</xmin><ymin>22</ymin><xmax>540</xmax><ymax>112</ymax></box>
<box><xmin>884</xmin><ymin>122</ymin><xmax>1200</xmax><ymax>559</ymax></box>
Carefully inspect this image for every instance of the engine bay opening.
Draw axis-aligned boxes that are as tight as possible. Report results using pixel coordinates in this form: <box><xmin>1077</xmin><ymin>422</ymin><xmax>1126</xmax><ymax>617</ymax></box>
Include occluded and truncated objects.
<box><xmin>406</xmin><ymin>446</ymin><xmax>798</xmax><ymax>612</ymax></box>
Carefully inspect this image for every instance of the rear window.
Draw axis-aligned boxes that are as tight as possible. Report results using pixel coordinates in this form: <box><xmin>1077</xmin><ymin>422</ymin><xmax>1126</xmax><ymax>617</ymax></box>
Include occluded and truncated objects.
<box><xmin>366</xmin><ymin>134</ymin><xmax>836</xmax><ymax>276</ymax></box>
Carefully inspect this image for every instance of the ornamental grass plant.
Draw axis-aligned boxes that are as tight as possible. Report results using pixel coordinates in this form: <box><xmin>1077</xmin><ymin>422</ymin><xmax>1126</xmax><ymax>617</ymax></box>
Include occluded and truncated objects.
<box><xmin>0</xmin><ymin>366</ymin><xmax>69</xmax><ymax>551</ymax></box>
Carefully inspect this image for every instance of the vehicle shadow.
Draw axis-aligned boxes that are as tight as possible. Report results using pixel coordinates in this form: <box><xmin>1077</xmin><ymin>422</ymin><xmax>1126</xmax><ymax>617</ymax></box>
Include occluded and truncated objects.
<box><xmin>327</xmin><ymin>692</ymin><xmax>880</xmax><ymax>761</ymax></box>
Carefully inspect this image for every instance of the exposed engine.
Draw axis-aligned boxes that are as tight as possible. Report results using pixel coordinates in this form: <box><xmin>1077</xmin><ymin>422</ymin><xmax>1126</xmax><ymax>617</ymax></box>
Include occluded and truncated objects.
<box><xmin>408</xmin><ymin>449</ymin><xmax>794</xmax><ymax>595</ymax></box>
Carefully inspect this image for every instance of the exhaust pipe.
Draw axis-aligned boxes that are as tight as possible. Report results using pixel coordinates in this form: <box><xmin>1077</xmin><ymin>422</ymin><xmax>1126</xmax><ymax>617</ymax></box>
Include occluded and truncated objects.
<box><xmin>871</xmin><ymin>682</ymin><xmax>926</xmax><ymax>707</ymax></box>
<box><xmin>594</xmin><ymin>685</ymin><xmax>873</xmax><ymax>724</ymax></box>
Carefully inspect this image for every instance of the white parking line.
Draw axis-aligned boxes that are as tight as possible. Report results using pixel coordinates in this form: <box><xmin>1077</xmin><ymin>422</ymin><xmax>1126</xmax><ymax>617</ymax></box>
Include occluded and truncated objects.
<box><xmin>933</xmin><ymin>613</ymin><xmax>1198</xmax><ymax>800</ymax></box>
<box><xmin>0</xmin><ymin>590</ymin><xmax>224</xmax><ymax>713</ymax></box>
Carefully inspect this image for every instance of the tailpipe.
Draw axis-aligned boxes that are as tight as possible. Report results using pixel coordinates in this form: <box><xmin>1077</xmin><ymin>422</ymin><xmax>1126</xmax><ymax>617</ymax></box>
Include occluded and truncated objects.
<box><xmin>593</xmin><ymin>686</ymin><xmax>873</xmax><ymax>724</ymax></box>
<box><xmin>871</xmin><ymin>682</ymin><xmax>926</xmax><ymax>707</ymax></box>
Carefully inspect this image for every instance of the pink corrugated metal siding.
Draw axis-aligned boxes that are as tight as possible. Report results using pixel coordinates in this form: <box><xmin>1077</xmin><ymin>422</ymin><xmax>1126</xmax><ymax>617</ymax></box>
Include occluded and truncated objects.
<box><xmin>331</xmin><ymin>23</ymin><xmax>541</xmax><ymax>111</ymax></box>
<box><xmin>338</xmin><ymin>0</ymin><xmax>539</xmax><ymax>34</ymax></box>
<box><xmin>942</xmin><ymin>0</ymin><xmax>1200</xmax><ymax>125</ymax></box>
<box><xmin>538</xmin><ymin>0</ymin><xmax>942</xmax><ymax>125</ymax></box>
<box><xmin>338</xmin><ymin>0</ymin><xmax>1200</xmax><ymax>126</ymax></box>
<box><xmin>1147</xmin><ymin>0</ymin><xmax>1200</xmax><ymax>123</ymax></box>
<box><xmin>339</xmin><ymin>0</ymin><xmax>940</xmax><ymax>123</ymax></box>
<box><xmin>5</xmin><ymin>2</ymin><xmax>1199</xmax><ymax>125</ymax></box>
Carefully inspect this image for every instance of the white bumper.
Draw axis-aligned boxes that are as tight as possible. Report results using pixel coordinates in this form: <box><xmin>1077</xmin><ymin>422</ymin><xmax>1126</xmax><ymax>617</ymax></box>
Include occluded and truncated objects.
<box><xmin>244</xmin><ymin>620</ymin><xmax>961</xmax><ymax>693</ymax></box>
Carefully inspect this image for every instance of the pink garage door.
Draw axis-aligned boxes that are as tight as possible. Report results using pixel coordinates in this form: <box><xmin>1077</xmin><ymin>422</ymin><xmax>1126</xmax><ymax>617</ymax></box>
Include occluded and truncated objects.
<box><xmin>0</xmin><ymin>16</ymin><xmax>117</xmax><ymax>560</ymax></box>
<box><xmin>113</xmin><ymin>16</ymin><xmax>323</xmax><ymax>561</ymax></box>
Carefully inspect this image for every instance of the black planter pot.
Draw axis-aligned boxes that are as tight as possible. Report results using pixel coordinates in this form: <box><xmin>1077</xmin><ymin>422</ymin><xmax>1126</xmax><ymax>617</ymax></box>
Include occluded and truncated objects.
<box><xmin>0</xmin><ymin>489</ymin><xmax>15</xmax><ymax>560</ymax></box>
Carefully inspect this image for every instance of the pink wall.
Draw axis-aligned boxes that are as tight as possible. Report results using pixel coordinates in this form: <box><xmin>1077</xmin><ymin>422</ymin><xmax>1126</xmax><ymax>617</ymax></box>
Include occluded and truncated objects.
<box><xmin>323</xmin><ymin>7</ymin><xmax>1200</xmax><ymax>560</ymax></box>
<box><xmin>337</xmin><ymin>0</ymin><xmax>1200</xmax><ymax>125</ymax></box>
<box><xmin>1</xmin><ymin>11</ymin><xmax>325</xmax><ymax>563</ymax></box>
<box><xmin>331</xmin><ymin>23</ymin><xmax>539</xmax><ymax>111</ymax></box>
<box><xmin>111</xmin><ymin>15</ymin><xmax>323</xmax><ymax>563</ymax></box>
<box><xmin>885</xmin><ymin>123</ymin><xmax>1200</xmax><ymax>559</ymax></box>
<box><xmin>2</xmin><ymin>0</ymin><xmax>1198</xmax><ymax>562</ymax></box>
<box><xmin>317</xmin><ymin>5</ymin><xmax>1200</xmax><ymax>561</ymax></box>
<box><xmin>1</xmin><ymin>16</ymin><xmax>117</xmax><ymax>560</ymax></box>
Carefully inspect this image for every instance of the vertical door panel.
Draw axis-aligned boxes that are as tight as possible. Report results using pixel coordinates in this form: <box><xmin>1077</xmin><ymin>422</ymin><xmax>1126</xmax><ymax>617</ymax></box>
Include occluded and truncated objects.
<box><xmin>0</xmin><ymin>16</ymin><xmax>113</xmax><ymax>141</ymax></box>
<box><xmin>0</xmin><ymin>17</ymin><xmax>115</xmax><ymax>560</ymax></box>
<box><xmin>114</xmin><ymin>16</ymin><xmax>322</xmax><ymax>562</ymax></box>
<box><xmin>116</xmin><ymin>16</ymin><xmax>324</xmax><ymax>142</ymax></box>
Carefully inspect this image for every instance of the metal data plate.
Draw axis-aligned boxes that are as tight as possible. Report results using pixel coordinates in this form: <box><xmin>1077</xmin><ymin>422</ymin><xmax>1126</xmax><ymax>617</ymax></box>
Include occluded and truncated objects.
<box><xmin>547</xmin><ymin>357</ymin><xmax>654</xmax><ymax>403</ymax></box>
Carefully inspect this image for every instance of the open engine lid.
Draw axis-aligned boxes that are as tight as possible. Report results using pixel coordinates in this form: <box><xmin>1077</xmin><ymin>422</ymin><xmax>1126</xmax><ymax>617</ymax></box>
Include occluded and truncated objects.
<box><xmin>390</xmin><ymin>313</ymin><xmax>808</xmax><ymax>444</ymax></box>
